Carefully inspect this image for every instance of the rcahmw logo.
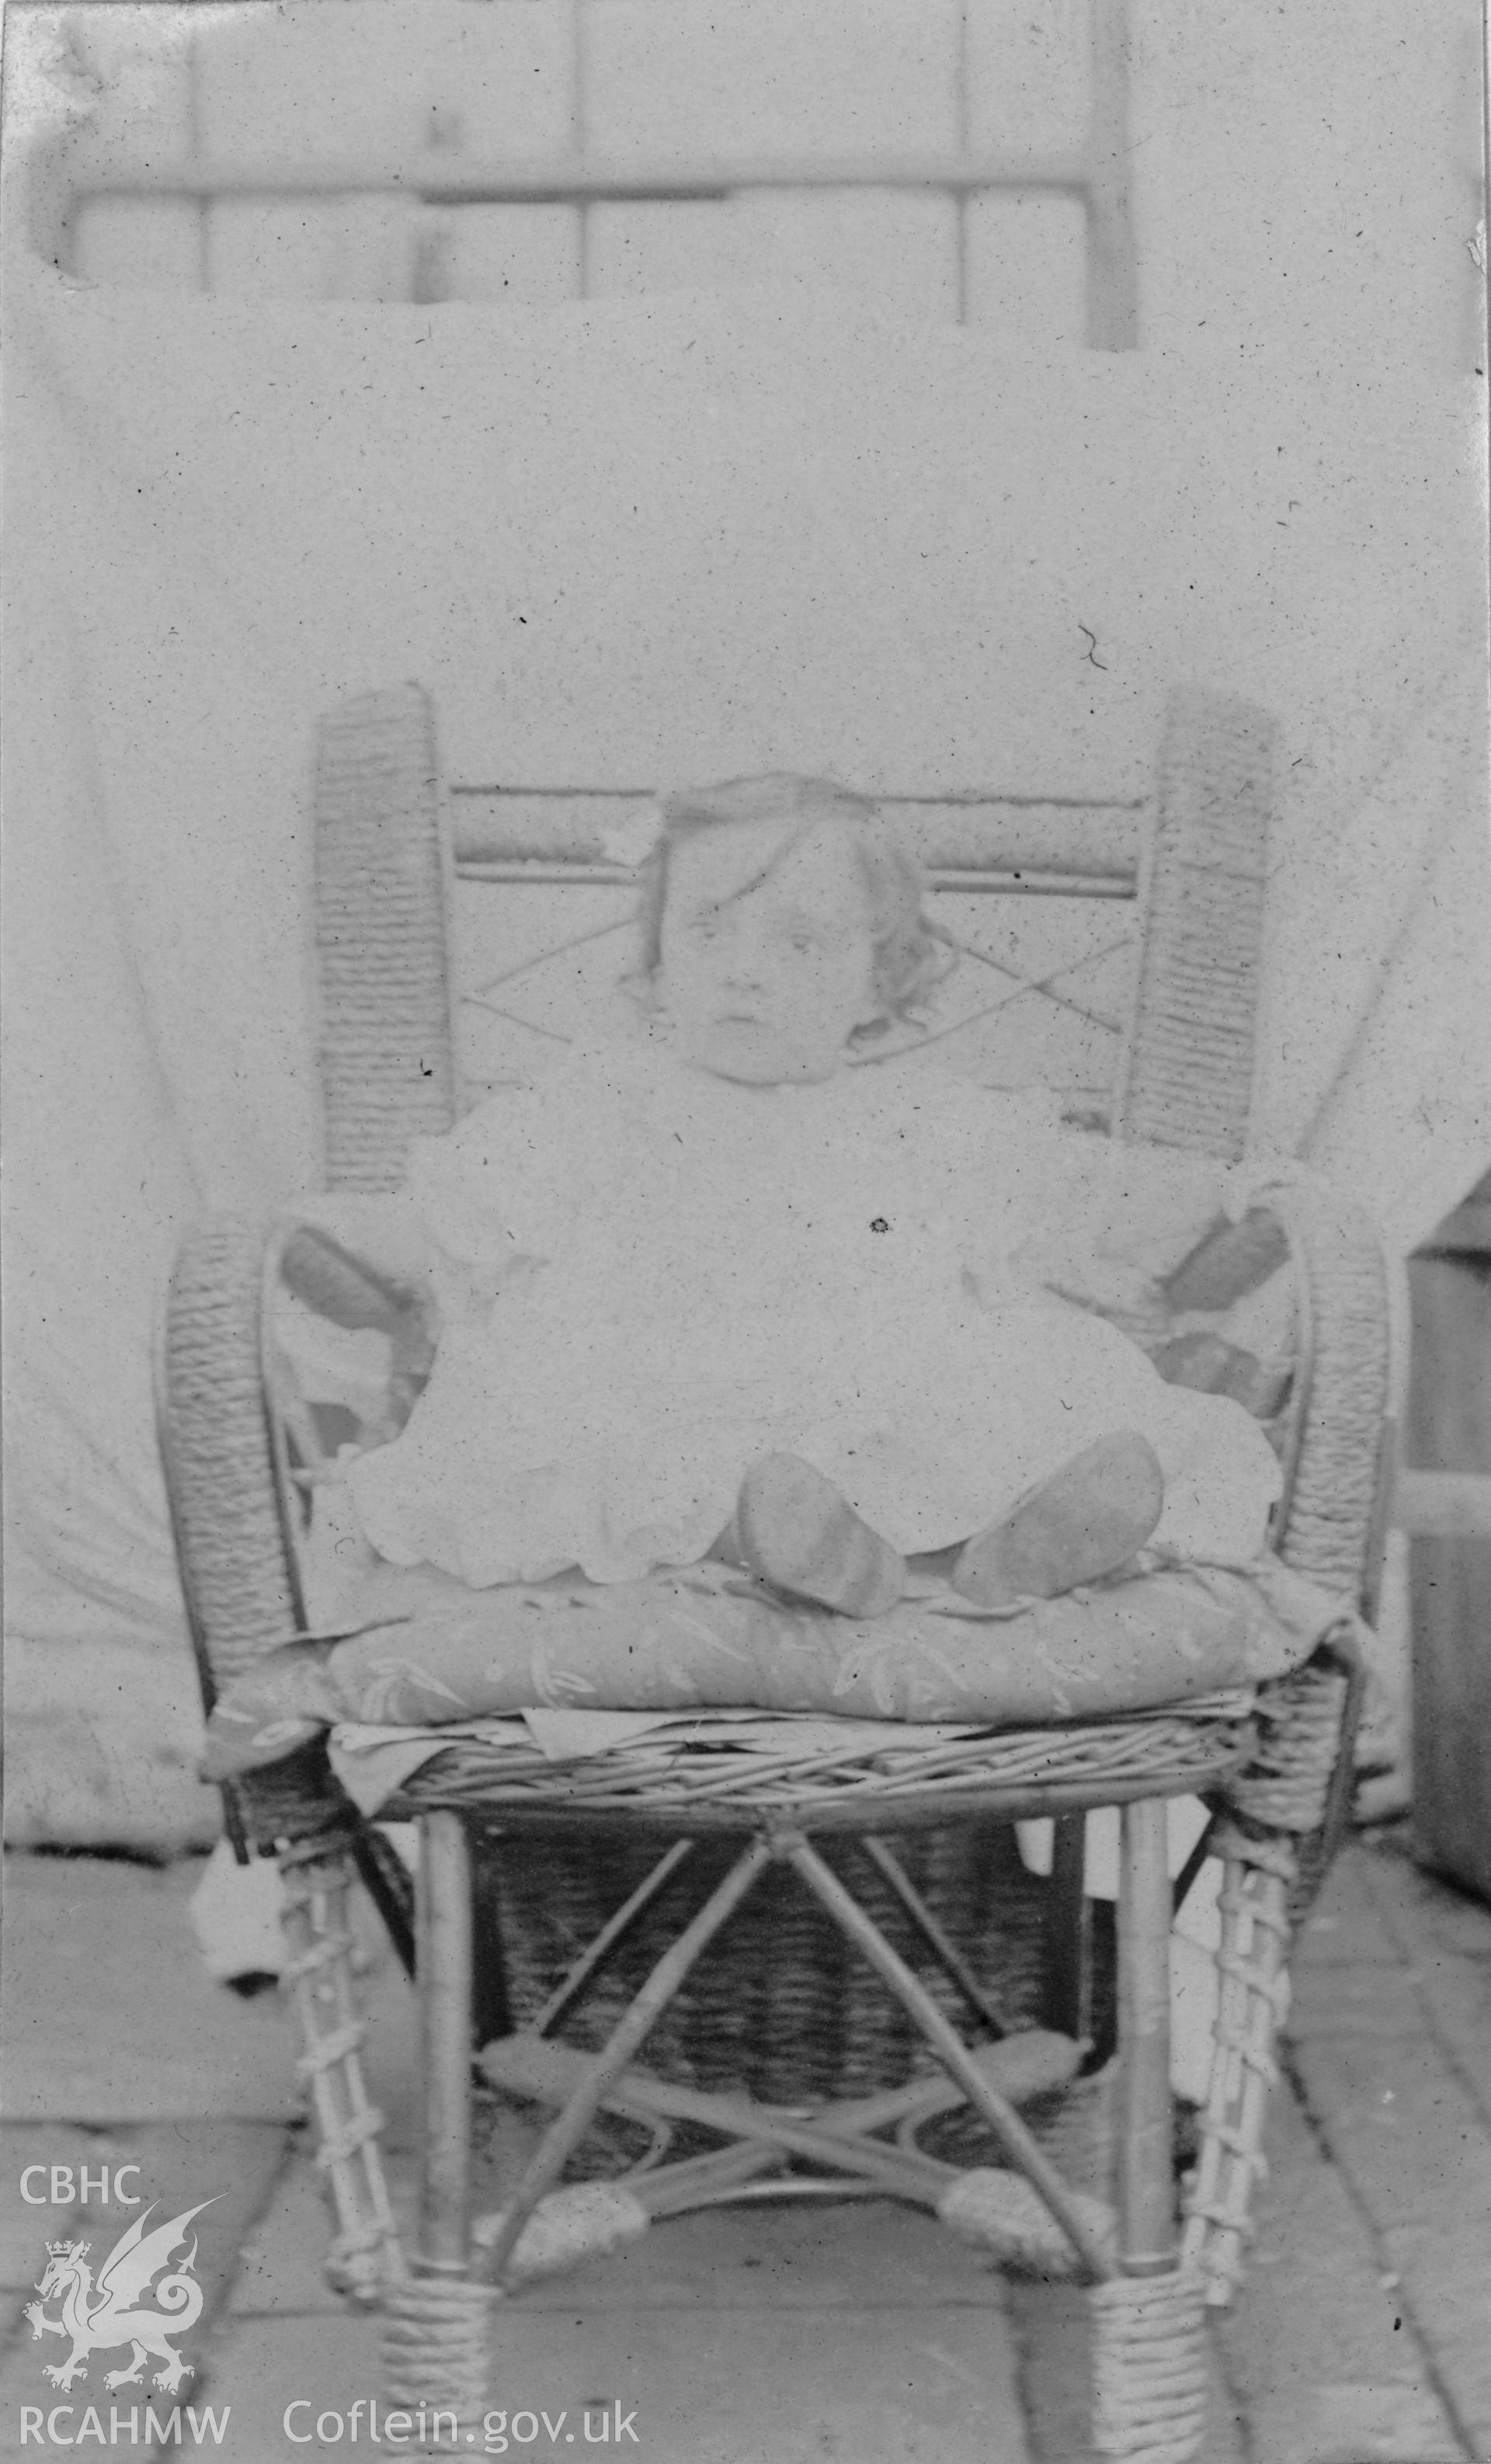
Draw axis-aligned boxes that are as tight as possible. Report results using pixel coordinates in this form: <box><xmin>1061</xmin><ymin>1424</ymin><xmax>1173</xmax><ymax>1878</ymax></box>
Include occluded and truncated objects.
<box><xmin>18</xmin><ymin>2198</ymin><xmax>229</xmax><ymax>2444</ymax></box>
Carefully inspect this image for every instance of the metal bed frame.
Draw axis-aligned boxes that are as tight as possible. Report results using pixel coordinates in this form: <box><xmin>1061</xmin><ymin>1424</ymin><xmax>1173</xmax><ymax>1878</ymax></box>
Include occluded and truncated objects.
<box><xmin>49</xmin><ymin>0</ymin><xmax>1138</xmax><ymax>344</ymax></box>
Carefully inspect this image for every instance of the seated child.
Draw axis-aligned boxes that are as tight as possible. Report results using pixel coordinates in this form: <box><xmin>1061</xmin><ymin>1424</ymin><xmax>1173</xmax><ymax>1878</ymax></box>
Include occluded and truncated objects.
<box><xmin>337</xmin><ymin>774</ymin><xmax>1282</xmax><ymax>1613</ymax></box>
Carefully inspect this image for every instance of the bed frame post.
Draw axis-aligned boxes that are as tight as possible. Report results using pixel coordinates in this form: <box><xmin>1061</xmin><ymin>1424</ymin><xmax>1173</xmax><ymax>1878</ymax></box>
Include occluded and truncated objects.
<box><xmin>1086</xmin><ymin>0</ymin><xmax>1139</xmax><ymax>351</ymax></box>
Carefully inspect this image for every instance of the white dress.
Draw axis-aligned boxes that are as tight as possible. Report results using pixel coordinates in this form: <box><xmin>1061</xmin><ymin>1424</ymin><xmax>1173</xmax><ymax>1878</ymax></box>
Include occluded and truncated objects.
<box><xmin>346</xmin><ymin>1034</ymin><xmax>1282</xmax><ymax>1588</ymax></box>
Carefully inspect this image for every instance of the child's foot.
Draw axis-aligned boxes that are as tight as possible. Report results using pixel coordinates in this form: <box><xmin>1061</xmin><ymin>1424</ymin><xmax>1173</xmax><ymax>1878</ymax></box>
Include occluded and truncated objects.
<box><xmin>951</xmin><ymin>1433</ymin><xmax>1165</xmax><ymax>1608</ymax></box>
<box><xmin>736</xmin><ymin>1454</ymin><xmax>906</xmax><ymax>1617</ymax></box>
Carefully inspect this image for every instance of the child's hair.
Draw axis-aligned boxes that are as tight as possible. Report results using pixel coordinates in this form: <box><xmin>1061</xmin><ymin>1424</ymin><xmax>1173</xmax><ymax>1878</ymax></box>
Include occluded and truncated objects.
<box><xmin>634</xmin><ymin>772</ymin><xmax>952</xmax><ymax>1029</ymax></box>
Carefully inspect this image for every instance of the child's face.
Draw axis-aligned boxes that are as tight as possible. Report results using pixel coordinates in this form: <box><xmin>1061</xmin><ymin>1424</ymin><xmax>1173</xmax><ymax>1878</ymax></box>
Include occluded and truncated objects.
<box><xmin>656</xmin><ymin>816</ymin><xmax>880</xmax><ymax>1083</ymax></box>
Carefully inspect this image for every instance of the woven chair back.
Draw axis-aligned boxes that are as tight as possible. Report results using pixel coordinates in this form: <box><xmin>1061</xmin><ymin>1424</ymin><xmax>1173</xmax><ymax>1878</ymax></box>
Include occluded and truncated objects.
<box><xmin>312</xmin><ymin>683</ymin><xmax>1275</xmax><ymax>1194</ymax></box>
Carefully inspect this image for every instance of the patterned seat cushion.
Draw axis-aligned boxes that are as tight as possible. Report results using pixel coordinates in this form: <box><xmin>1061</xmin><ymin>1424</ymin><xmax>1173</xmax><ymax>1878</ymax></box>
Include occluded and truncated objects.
<box><xmin>201</xmin><ymin>1548</ymin><xmax>1347</xmax><ymax>1782</ymax></box>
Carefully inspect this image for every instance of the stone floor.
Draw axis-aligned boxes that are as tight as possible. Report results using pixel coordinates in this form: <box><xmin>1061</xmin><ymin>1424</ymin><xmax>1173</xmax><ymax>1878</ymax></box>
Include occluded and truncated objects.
<box><xmin>1</xmin><ymin>1826</ymin><xmax>1487</xmax><ymax>2463</ymax></box>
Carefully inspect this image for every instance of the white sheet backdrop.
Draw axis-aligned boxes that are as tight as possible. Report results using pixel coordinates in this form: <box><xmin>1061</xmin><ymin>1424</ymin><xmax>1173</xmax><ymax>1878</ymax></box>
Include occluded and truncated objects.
<box><xmin>5</xmin><ymin>227</ymin><xmax>1487</xmax><ymax>1844</ymax></box>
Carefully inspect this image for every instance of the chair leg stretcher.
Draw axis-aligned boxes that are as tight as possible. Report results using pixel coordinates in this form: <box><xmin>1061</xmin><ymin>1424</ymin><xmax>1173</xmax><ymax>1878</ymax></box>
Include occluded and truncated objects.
<box><xmin>465</xmin><ymin>1820</ymin><xmax>1124</xmax><ymax>2284</ymax></box>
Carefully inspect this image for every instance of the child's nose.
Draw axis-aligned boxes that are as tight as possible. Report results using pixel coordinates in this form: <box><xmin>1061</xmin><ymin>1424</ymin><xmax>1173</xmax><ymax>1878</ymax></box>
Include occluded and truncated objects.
<box><xmin>721</xmin><ymin>916</ymin><xmax>767</xmax><ymax>984</ymax></box>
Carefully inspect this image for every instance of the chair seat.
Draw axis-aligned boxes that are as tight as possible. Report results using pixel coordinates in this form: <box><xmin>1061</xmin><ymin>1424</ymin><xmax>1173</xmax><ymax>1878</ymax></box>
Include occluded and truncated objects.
<box><xmin>342</xmin><ymin>1692</ymin><xmax>1257</xmax><ymax>1829</ymax></box>
<box><xmin>200</xmin><ymin>1548</ymin><xmax>1342</xmax><ymax>1783</ymax></box>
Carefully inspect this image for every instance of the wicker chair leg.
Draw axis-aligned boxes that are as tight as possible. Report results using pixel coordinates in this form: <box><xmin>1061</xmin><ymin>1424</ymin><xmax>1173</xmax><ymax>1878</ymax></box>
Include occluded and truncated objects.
<box><xmin>381</xmin><ymin>1812</ymin><xmax>499</xmax><ymax>2445</ymax></box>
<box><xmin>1090</xmin><ymin>2270</ymin><xmax>1211</xmax><ymax>2464</ymax></box>
<box><xmin>1179</xmin><ymin>1826</ymin><xmax>1295</xmax><ymax>2307</ymax></box>
<box><xmin>1083</xmin><ymin>1800</ymin><xmax>1211</xmax><ymax>2464</ymax></box>
<box><xmin>1114</xmin><ymin>1802</ymin><xmax>1173</xmax><ymax>2274</ymax></box>
<box><xmin>380</xmin><ymin>2273</ymin><xmax>499</xmax><ymax>2450</ymax></box>
<box><xmin>278</xmin><ymin>1838</ymin><xmax>404</xmax><ymax>2303</ymax></box>
<box><xmin>415</xmin><ymin>1813</ymin><xmax>477</xmax><ymax>2273</ymax></box>
<box><xmin>280</xmin><ymin>1825</ymin><xmax>500</xmax><ymax>2444</ymax></box>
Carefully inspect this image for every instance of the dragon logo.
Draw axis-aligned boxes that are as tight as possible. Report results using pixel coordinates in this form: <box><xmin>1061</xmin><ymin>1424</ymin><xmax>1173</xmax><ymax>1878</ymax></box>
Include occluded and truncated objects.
<box><xmin>24</xmin><ymin>2201</ymin><xmax>215</xmax><ymax>2393</ymax></box>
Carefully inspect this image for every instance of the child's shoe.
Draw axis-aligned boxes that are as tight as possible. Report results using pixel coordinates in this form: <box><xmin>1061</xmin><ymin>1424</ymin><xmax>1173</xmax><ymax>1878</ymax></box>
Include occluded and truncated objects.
<box><xmin>951</xmin><ymin>1432</ymin><xmax>1165</xmax><ymax>1608</ymax></box>
<box><xmin>736</xmin><ymin>1454</ymin><xmax>906</xmax><ymax>1617</ymax></box>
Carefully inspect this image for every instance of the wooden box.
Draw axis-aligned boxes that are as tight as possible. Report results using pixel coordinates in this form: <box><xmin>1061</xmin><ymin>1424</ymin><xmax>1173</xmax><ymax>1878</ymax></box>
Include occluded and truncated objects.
<box><xmin>1408</xmin><ymin>1173</ymin><xmax>1491</xmax><ymax>1903</ymax></box>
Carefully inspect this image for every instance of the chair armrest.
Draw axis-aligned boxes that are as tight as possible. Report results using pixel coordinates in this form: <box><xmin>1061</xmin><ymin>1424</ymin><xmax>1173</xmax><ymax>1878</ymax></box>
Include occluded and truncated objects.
<box><xmin>1254</xmin><ymin>1180</ymin><xmax>1392</xmax><ymax>1612</ymax></box>
<box><xmin>158</xmin><ymin>1212</ymin><xmax>353</xmax><ymax>1851</ymax></box>
<box><xmin>1201</xmin><ymin>1180</ymin><xmax>1388</xmax><ymax>1914</ymax></box>
<box><xmin>1150</xmin><ymin>1180</ymin><xmax>1386</xmax><ymax>1924</ymax></box>
<box><xmin>161</xmin><ymin>1214</ymin><xmax>302</xmax><ymax>1698</ymax></box>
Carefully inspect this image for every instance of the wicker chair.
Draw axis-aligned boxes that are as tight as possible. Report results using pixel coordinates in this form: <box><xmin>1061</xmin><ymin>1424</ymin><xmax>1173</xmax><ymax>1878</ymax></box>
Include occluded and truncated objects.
<box><xmin>159</xmin><ymin>683</ymin><xmax>1390</xmax><ymax>2463</ymax></box>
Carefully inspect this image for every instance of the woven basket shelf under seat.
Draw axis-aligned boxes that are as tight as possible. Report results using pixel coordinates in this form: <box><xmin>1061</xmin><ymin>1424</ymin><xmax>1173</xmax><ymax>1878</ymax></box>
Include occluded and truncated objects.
<box><xmin>476</xmin><ymin>1823</ymin><xmax>1087</xmax><ymax>2109</ymax></box>
<box><xmin>373</xmin><ymin>1698</ymin><xmax>1249</xmax><ymax>2104</ymax></box>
